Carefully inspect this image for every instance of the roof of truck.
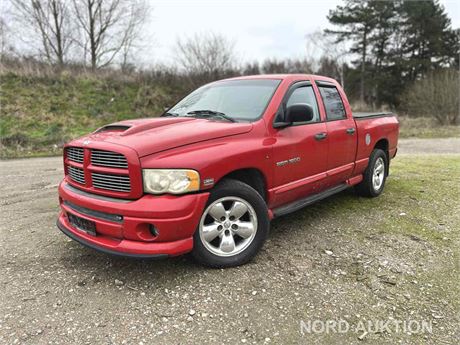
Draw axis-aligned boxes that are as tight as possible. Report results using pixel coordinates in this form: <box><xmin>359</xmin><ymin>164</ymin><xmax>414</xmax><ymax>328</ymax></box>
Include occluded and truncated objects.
<box><xmin>224</xmin><ymin>74</ymin><xmax>338</xmax><ymax>84</ymax></box>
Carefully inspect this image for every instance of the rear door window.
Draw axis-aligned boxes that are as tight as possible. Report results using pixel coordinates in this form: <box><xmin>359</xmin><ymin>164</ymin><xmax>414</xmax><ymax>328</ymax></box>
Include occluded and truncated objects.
<box><xmin>318</xmin><ymin>86</ymin><xmax>346</xmax><ymax>120</ymax></box>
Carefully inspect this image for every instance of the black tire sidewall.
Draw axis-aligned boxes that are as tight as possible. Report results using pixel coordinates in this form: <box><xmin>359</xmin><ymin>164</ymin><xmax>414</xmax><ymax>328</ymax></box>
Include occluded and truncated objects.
<box><xmin>366</xmin><ymin>149</ymin><xmax>388</xmax><ymax>197</ymax></box>
<box><xmin>192</xmin><ymin>179</ymin><xmax>269</xmax><ymax>268</ymax></box>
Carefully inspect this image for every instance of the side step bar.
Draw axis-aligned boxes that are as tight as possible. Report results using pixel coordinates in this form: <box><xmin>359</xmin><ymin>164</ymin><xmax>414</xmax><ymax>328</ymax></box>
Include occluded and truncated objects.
<box><xmin>273</xmin><ymin>184</ymin><xmax>349</xmax><ymax>218</ymax></box>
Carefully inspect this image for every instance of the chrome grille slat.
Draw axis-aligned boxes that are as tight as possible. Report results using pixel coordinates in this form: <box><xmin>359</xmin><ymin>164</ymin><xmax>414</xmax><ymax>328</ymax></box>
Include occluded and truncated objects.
<box><xmin>91</xmin><ymin>172</ymin><xmax>131</xmax><ymax>192</ymax></box>
<box><xmin>66</xmin><ymin>147</ymin><xmax>133</xmax><ymax>194</ymax></box>
<box><xmin>68</xmin><ymin>166</ymin><xmax>85</xmax><ymax>184</ymax></box>
<box><xmin>66</xmin><ymin>147</ymin><xmax>84</xmax><ymax>163</ymax></box>
<box><xmin>91</xmin><ymin>149</ymin><xmax>128</xmax><ymax>169</ymax></box>
<box><xmin>92</xmin><ymin>175</ymin><xmax>130</xmax><ymax>181</ymax></box>
<box><xmin>92</xmin><ymin>178</ymin><xmax>130</xmax><ymax>185</ymax></box>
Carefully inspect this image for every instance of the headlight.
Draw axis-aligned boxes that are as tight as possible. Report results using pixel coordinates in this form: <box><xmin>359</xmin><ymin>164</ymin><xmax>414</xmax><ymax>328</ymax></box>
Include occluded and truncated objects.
<box><xmin>142</xmin><ymin>169</ymin><xmax>200</xmax><ymax>194</ymax></box>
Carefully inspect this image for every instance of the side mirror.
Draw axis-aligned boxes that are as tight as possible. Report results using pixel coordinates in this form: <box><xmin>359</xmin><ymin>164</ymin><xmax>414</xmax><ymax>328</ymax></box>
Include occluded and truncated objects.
<box><xmin>285</xmin><ymin>103</ymin><xmax>314</xmax><ymax>123</ymax></box>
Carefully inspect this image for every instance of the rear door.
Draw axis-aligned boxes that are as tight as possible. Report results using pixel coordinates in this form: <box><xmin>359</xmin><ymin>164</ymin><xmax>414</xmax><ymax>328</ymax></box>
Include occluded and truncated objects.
<box><xmin>271</xmin><ymin>81</ymin><xmax>328</xmax><ymax>207</ymax></box>
<box><xmin>316</xmin><ymin>82</ymin><xmax>357</xmax><ymax>187</ymax></box>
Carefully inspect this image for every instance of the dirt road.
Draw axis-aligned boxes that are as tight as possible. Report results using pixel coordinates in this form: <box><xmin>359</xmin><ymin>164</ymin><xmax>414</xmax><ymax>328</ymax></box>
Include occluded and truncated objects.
<box><xmin>1</xmin><ymin>139</ymin><xmax>459</xmax><ymax>344</ymax></box>
<box><xmin>396</xmin><ymin>137</ymin><xmax>460</xmax><ymax>154</ymax></box>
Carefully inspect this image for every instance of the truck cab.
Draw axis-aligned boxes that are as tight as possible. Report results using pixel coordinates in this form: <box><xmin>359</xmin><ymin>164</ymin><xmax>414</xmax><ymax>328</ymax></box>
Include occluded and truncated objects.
<box><xmin>57</xmin><ymin>74</ymin><xmax>399</xmax><ymax>267</ymax></box>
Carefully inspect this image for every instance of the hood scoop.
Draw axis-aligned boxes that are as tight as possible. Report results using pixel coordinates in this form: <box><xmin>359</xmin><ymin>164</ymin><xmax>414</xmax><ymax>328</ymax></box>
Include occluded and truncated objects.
<box><xmin>120</xmin><ymin>117</ymin><xmax>195</xmax><ymax>136</ymax></box>
<box><xmin>96</xmin><ymin>125</ymin><xmax>131</xmax><ymax>133</ymax></box>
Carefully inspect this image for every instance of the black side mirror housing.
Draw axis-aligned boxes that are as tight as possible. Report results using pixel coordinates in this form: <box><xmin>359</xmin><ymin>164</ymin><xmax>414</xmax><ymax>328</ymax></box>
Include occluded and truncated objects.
<box><xmin>273</xmin><ymin>103</ymin><xmax>314</xmax><ymax>128</ymax></box>
<box><xmin>285</xmin><ymin>103</ymin><xmax>314</xmax><ymax>123</ymax></box>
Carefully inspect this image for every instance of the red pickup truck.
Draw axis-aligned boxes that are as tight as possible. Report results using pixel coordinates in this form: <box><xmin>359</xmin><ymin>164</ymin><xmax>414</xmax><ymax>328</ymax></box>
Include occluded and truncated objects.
<box><xmin>57</xmin><ymin>74</ymin><xmax>399</xmax><ymax>267</ymax></box>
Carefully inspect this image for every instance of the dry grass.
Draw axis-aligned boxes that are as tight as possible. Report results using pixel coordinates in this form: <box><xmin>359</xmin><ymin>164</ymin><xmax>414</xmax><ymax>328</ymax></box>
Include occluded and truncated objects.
<box><xmin>398</xmin><ymin>116</ymin><xmax>459</xmax><ymax>139</ymax></box>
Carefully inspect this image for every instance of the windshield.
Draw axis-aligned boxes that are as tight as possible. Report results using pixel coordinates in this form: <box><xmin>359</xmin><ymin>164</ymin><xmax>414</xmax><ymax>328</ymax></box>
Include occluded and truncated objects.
<box><xmin>167</xmin><ymin>79</ymin><xmax>281</xmax><ymax>121</ymax></box>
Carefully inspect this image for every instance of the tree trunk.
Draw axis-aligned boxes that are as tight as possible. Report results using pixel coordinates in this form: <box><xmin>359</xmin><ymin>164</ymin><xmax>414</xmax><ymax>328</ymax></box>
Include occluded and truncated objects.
<box><xmin>360</xmin><ymin>29</ymin><xmax>367</xmax><ymax>105</ymax></box>
<box><xmin>87</xmin><ymin>0</ymin><xmax>97</xmax><ymax>70</ymax></box>
<box><xmin>51</xmin><ymin>1</ymin><xmax>64</xmax><ymax>66</ymax></box>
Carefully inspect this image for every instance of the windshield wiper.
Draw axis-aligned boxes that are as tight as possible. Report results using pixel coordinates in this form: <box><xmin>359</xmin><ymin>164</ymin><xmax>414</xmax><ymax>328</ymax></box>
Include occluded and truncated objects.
<box><xmin>186</xmin><ymin>110</ymin><xmax>236</xmax><ymax>122</ymax></box>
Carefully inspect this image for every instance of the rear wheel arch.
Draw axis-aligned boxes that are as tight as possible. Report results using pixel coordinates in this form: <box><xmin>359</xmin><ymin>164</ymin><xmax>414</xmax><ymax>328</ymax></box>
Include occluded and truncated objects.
<box><xmin>374</xmin><ymin>138</ymin><xmax>389</xmax><ymax>154</ymax></box>
<box><xmin>374</xmin><ymin>138</ymin><xmax>389</xmax><ymax>175</ymax></box>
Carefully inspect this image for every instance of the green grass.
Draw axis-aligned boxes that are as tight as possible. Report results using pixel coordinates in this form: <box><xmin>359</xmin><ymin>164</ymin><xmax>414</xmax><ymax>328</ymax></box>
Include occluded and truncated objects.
<box><xmin>0</xmin><ymin>73</ymin><xmax>176</xmax><ymax>158</ymax></box>
<box><xmin>376</xmin><ymin>155</ymin><xmax>459</xmax><ymax>242</ymax></box>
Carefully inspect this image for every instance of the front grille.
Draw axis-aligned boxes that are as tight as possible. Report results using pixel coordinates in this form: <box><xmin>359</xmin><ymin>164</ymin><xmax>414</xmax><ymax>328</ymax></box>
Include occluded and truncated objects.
<box><xmin>91</xmin><ymin>172</ymin><xmax>131</xmax><ymax>192</ymax></box>
<box><xmin>91</xmin><ymin>149</ymin><xmax>128</xmax><ymax>169</ymax></box>
<box><xmin>66</xmin><ymin>147</ymin><xmax>84</xmax><ymax>163</ymax></box>
<box><xmin>66</xmin><ymin>147</ymin><xmax>134</xmax><ymax>195</ymax></box>
<box><xmin>68</xmin><ymin>166</ymin><xmax>85</xmax><ymax>184</ymax></box>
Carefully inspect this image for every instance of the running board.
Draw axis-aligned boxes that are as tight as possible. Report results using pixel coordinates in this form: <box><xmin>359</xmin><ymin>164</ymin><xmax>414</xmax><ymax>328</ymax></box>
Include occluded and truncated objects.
<box><xmin>272</xmin><ymin>184</ymin><xmax>349</xmax><ymax>218</ymax></box>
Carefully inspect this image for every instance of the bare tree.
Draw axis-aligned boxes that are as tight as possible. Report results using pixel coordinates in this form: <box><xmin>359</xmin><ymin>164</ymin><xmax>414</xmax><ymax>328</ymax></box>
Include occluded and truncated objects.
<box><xmin>175</xmin><ymin>32</ymin><xmax>237</xmax><ymax>75</ymax></box>
<box><xmin>261</xmin><ymin>57</ymin><xmax>313</xmax><ymax>74</ymax></box>
<box><xmin>306</xmin><ymin>30</ymin><xmax>349</xmax><ymax>88</ymax></box>
<box><xmin>0</xmin><ymin>16</ymin><xmax>10</xmax><ymax>55</ymax></box>
<box><xmin>404</xmin><ymin>69</ymin><xmax>459</xmax><ymax>125</ymax></box>
<box><xmin>72</xmin><ymin>0</ymin><xmax>148</xmax><ymax>70</ymax></box>
<box><xmin>11</xmin><ymin>0</ymin><xmax>73</xmax><ymax>65</ymax></box>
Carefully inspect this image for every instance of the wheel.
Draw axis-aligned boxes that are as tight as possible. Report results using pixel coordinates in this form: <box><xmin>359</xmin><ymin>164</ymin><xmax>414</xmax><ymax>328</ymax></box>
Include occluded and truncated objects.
<box><xmin>192</xmin><ymin>179</ymin><xmax>269</xmax><ymax>268</ymax></box>
<box><xmin>355</xmin><ymin>149</ymin><xmax>388</xmax><ymax>197</ymax></box>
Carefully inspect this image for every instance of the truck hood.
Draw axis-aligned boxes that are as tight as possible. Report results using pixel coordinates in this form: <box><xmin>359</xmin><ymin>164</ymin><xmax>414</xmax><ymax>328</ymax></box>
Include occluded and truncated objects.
<box><xmin>71</xmin><ymin>117</ymin><xmax>253</xmax><ymax>157</ymax></box>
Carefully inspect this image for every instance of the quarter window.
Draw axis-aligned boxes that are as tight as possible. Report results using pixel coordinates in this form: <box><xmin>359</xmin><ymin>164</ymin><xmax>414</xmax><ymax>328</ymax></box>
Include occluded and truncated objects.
<box><xmin>319</xmin><ymin>86</ymin><xmax>346</xmax><ymax>120</ymax></box>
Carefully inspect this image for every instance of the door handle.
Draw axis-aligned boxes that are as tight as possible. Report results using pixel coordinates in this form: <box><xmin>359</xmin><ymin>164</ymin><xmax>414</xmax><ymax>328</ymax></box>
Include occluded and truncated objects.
<box><xmin>346</xmin><ymin>128</ymin><xmax>356</xmax><ymax>135</ymax></box>
<box><xmin>315</xmin><ymin>132</ymin><xmax>327</xmax><ymax>141</ymax></box>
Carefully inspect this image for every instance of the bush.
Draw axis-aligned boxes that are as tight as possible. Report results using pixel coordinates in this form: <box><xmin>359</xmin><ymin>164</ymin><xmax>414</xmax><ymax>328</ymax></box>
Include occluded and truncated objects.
<box><xmin>403</xmin><ymin>69</ymin><xmax>459</xmax><ymax>125</ymax></box>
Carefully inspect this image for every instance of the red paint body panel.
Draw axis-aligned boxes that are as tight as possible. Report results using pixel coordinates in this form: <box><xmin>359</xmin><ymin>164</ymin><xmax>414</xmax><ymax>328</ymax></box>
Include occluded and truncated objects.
<box><xmin>57</xmin><ymin>74</ymin><xmax>399</xmax><ymax>257</ymax></box>
<box><xmin>58</xmin><ymin>181</ymin><xmax>209</xmax><ymax>256</ymax></box>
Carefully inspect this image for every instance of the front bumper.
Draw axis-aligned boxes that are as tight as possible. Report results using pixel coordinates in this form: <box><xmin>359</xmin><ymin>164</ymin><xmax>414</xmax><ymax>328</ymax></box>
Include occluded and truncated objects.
<box><xmin>57</xmin><ymin>180</ymin><xmax>209</xmax><ymax>258</ymax></box>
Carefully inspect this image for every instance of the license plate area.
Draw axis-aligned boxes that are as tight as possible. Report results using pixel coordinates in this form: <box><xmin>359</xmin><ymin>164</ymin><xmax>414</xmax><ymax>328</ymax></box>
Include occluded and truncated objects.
<box><xmin>68</xmin><ymin>213</ymin><xmax>96</xmax><ymax>236</ymax></box>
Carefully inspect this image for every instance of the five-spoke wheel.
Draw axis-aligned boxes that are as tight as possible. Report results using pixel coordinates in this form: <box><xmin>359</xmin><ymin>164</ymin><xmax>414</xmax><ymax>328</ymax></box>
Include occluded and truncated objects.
<box><xmin>192</xmin><ymin>179</ymin><xmax>269</xmax><ymax>268</ymax></box>
<box><xmin>355</xmin><ymin>148</ymin><xmax>388</xmax><ymax>197</ymax></box>
<box><xmin>199</xmin><ymin>197</ymin><xmax>258</xmax><ymax>257</ymax></box>
<box><xmin>372</xmin><ymin>157</ymin><xmax>385</xmax><ymax>191</ymax></box>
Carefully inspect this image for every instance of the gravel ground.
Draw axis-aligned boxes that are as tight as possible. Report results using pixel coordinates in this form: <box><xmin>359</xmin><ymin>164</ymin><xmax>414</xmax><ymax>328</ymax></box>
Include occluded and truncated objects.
<box><xmin>396</xmin><ymin>137</ymin><xmax>460</xmax><ymax>154</ymax></box>
<box><xmin>1</xmin><ymin>138</ymin><xmax>459</xmax><ymax>345</ymax></box>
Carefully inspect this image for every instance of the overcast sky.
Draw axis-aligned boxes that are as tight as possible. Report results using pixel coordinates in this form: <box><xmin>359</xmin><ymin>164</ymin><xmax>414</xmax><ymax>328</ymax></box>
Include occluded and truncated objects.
<box><xmin>139</xmin><ymin>0</ymin><xmax>460</xmax><ymax>67</ymax></box>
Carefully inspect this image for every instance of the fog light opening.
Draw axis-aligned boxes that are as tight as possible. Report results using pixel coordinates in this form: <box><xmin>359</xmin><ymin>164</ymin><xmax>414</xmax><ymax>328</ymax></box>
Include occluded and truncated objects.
<box><xmin>149</xmin><ymin>224</ymin><xmax>159</xmax><ymax>237</ymax></box>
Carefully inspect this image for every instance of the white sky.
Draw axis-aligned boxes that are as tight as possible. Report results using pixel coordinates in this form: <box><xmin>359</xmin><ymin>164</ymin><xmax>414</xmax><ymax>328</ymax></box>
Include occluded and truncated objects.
<box><xmin>138</xmin><ymin>0</ymin><xmax>460</xmax><ymax>67</ymax></box>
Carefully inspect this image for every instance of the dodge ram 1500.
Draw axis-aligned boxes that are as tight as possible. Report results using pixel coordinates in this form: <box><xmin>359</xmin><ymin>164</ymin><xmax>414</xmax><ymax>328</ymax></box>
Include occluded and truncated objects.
<box><xmin>57</xmin><ymin>74</ymin><xmax>399</xmax><ymax>267</ymax></box>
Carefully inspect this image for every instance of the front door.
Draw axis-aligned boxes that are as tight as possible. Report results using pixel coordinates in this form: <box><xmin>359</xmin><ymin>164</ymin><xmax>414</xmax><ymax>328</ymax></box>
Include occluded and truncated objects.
<box><xmin>271</xmin><ymin>82</ymin><xmax>328</xmax><ymax>207</ymax></box>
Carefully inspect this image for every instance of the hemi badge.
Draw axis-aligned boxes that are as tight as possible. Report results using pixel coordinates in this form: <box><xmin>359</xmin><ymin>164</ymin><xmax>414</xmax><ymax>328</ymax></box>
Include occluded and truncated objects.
<box><xmin>203</xmin><ymin>178</ymin><xmax>215</xmax><ymax>186</ymax></box>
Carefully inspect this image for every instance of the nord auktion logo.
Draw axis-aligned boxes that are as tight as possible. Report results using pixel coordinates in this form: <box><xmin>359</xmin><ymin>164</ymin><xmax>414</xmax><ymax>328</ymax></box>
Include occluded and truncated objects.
<box><xmin>300</xmin><ymin>318</ymin><xmax>433</xmax><ymax>338</ymax></box>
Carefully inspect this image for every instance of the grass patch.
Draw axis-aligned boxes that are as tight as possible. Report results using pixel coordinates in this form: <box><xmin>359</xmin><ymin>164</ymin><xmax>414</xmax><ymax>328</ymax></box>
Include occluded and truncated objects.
<box><xmin>379</xmin><ymin>155</ymin><xmax>460</xmax><ymax>240</ymax></box>
<box><xmin>398</xmin><ymin>116</ymin><xmax>459</xmax><ymax>138</ymax></box>
<box><xmin>0</xmin><ymin>73</ymin><xmax>177</xmax><ymax>158</ymax></box>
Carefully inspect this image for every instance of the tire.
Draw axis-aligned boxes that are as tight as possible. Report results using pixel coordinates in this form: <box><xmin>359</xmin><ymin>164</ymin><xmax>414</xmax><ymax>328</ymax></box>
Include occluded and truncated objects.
<box><xmin>355</xmin><ymin>149</ymin><xmax>388</xmax><ymax>197</ymax></box>
<box><xmin>192</xmin><ymin>179</ymin><xmax>269</xmax><ymax>268</ymax></box>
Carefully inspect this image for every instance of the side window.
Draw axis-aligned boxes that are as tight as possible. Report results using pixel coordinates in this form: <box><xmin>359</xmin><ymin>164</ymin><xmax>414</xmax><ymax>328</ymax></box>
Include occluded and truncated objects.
<box><xmin>285</xmin><ymin>86</ymin><xmax>320</xmax><ymax>123</ymax></box>
<box><xmin>318</xmin><ymin>86</ymin><xmax>346</xmax><ymax>120</ymax></box>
